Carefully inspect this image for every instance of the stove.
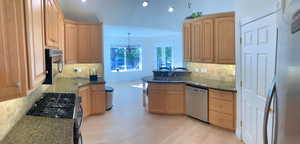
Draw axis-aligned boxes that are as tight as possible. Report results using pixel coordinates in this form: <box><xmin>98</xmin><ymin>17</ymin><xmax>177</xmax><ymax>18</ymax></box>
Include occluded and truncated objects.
<box><xmin>27</xmin><ymin>93</ymin><xmax>77</xmax><ymax>119</ymax></box>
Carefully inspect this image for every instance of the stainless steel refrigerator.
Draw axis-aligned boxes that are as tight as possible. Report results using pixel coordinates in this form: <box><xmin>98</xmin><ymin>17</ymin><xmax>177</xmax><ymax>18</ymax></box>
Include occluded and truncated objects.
<box><xmin>263</xmin><ymin>0</ymin><xmax>300</xmax><ymax>144</ymax></box>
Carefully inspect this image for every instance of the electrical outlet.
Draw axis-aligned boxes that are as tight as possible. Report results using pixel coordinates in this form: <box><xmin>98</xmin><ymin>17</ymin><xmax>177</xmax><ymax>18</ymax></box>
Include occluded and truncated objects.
<box><xmin>74</xmin><ymin>68</ymin><xmax>82</xmax><ymax>73</ymax></box>
<box><xmin>200</xmin><ymin>68</ymin><xmax>208</xmax><ymax>73</ymax></box>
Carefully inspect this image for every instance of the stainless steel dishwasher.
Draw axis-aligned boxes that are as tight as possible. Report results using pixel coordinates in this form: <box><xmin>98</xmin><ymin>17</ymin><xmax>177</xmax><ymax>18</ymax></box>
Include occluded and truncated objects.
<box><xmin>185</xmin><ymin>85</ymin><xmax>208</xmax><ymax>122</ymax></box>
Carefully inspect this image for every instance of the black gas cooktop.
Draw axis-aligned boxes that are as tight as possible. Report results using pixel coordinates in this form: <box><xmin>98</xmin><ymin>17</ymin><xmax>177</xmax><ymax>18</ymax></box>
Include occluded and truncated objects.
<box><xmin>27</xmin><ymin>93</ymin><xmax>76</xmax><ymax>119</ymax></box>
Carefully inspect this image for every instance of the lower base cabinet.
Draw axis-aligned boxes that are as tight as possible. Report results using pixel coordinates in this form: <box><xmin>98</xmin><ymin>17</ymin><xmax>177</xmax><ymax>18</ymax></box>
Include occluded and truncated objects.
<box><xmin>148</xmin><ymin>83</ymin><xmax>185</xmax><ymax>114</ymax></box>
<box><xmin>78</xmin><ymin>84</ymin><xmax>106</xmax><ymax>117</ymax></box>
<box><xmin>209</xmin><ymin>89</ymin><xmax>236</xmax><ymax>130</ymax></box>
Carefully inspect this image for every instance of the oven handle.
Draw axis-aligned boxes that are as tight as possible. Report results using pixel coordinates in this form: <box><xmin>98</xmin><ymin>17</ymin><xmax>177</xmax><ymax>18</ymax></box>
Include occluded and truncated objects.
<box><xmin>79</xmin><ymin>133</ymin><xmax>83</xmax><ymax>144</ymax></box>
<box><xmin>78</xmin><ymin>104</ymin><xmax>83</xmax><ymax>129</ymax></box>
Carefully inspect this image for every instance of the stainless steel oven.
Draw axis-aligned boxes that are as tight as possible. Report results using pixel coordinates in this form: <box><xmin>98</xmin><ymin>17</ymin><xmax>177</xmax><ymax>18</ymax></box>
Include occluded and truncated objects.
<box><xmin>74</xmin><ymin>96</ymin><xmax>83</xmax><ymax>144</ymax></box>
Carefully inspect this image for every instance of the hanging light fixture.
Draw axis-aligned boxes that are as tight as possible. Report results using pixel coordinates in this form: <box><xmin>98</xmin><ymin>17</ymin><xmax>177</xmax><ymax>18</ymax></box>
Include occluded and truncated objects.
<box><xmin>127</xmin><ymin>33</ymin><xmax>132</xmax><ymax>52</ymax></box>
<box><xmin>142</xmin><ymin>1</ymin><xmax>149</xmax><ymax>7</ymax></box>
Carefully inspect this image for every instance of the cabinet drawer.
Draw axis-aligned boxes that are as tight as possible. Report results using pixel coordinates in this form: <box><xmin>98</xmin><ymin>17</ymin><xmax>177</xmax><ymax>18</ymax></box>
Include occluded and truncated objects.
<box><xmin>209</xmin><ymin>110</ymin><xmax>235</xmax><ymax>130</ymax></box>
<box><xmin>209</xmin><ymin>89</ymin><xmax>234</xmax><ymax>102</ymax></box>
<box><xmin>149</xmin><ymin>83</ymin><xmax>166</xmax><ymax>90</ymax></box>
<box><xmin>90</xmin><ymin>84</ymin><xmax>104</xmax><ymax>91</ymax></box>
<box><xmin>209</xmin><ymin>98</ymin><xmax>234</xmax><ymax>115</ymax></box>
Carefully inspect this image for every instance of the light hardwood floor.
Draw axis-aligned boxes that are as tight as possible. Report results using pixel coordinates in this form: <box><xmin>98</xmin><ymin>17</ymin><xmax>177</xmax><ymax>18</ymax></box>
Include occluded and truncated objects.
<box><xmin>81</xmin><ymin>81</ymin><xmax>243</xmax><ymax>144</ymax></box>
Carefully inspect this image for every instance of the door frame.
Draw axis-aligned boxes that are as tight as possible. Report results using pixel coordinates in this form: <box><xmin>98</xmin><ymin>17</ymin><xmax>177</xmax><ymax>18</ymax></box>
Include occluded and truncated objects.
<box><xmin>235</xmin><ymin>3</ymin><xmax>281</xmax><ymax>141</ymax></box>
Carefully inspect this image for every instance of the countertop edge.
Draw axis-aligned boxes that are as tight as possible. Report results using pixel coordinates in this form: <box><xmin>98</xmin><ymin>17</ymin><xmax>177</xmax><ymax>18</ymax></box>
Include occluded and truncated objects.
<box><xmin>142</xmin><ymin>77</ymin><xmax>237</xmax><ymax>92</ymax></box>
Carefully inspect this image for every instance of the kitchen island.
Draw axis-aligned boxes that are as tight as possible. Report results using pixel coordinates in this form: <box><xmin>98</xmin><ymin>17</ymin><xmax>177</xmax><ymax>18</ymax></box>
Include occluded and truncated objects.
<box><xmin>142</xmin><ymin>76</ymin><xmax>237</xmax><ymax>130</ymax></box>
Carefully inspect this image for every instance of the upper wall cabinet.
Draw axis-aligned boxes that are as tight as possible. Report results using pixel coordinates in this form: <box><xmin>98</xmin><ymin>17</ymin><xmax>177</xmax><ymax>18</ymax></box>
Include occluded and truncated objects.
<box><xmin>183</xmin><ymin>12</ymin><xmax>235</xmax><ymax>64</ymax></box>
<box><xmin>215</xmin><ymin>17</ymin><xmax>235</xmax><ymax>64</ymax></box>
<box><xmin>65</xmin><ymin>22</ymin><xmax>78</xmax><ymax>64</ymax></box>
<box><xmin>44</xmin><ymin>0</ymin><xmax>59</xmax><ymax>48</ymax></box>
<box><xmin>25</xmin><ymin>0</ymin><xmax>46</xmax><ymax>89</ymax></box>
<box><xmin>0</xmin><ymin>0</ymin><xmax>29</xmax><ymax>101</ymax></box>
<box><xmin>183</xmin><ymin>22</ymin><xmax>192</xmax><ymax>61</ymax></box>
<box><xmin>65</xmin><ymin>20</ymin><xmax>103</xmax><ymax>64</ymax></box>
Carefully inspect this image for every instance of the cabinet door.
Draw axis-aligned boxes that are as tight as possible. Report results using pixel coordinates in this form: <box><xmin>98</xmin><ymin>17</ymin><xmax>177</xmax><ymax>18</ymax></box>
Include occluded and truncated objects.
<box><xmin>90</xmin><ymin>84</ymin><xmax>105</xmax><ymax>114</ymax></box>
<box><xmin>25</xmin><ymin>0</ymin><xmax>46</xmax><ymax>89</ymax></box>
<box><xmin>58</xmin><ymin>10</ymin><xmax>64</xmax><ymax>52</ymax></box>
<box><xmin>148</xmin><ymin>84</ymin><xmax>166</xmax><ymax>113</ymax></box>
<box><xmin>191</xmin><ymin>20</ymin><xmax>203</xmax><ymax>62</ymax></box>
<box><xmin>77</xmin><ymin>25</ymin><xmax>91</xmax><ymax>63</ymax></box>
<box><xmin>215</xmin><ymin>17</ymin><xmax>235</xmax><ymax>64</ymax></box>
<box><xmin>64</xmin><ymin>23</ymin><xmax>78</xmax><ymax>64</ymax></box>
<box><xmin>79</xmin><ymin>86</ymin><xmax>91</xmax><ymax>117</ymax></box>
<box><xmin>0</xmin><ymin>0</ymin><xmax>28</xmax><ymax>101</ymax></box>
<box><xmin>90</xmin><ymin>24</ymin><xmax>103</xmax><ymax>63</ymax></box>
<box><xmin>44</xmin><ymin>0</ymin><xmax>59</xmax><ymax>48</ymax></box>
<box><xmin>183</xmin><ymin>22</ymin><xmax>192</xmax><ymax>61</ymax></box>
<box><xmin>166</xmin><ymin>84</ymin><xmax>185</xmax><ymax>114</ymax></box>
<box><xmin>201</xmin><ymin>19</ymin><xmax>214</xmax><ymax>63</ymax></box>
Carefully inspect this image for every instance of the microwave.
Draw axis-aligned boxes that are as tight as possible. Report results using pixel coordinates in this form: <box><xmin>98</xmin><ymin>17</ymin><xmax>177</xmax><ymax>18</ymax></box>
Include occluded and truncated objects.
<box><xmin>44</xmin><ymin>49</ymin><xmax>63</xmax><ymax>84</ymax></box>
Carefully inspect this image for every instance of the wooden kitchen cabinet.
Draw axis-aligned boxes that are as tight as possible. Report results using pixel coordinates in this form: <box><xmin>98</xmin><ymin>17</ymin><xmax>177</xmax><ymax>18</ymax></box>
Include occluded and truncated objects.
<box><xmin>44</xmin><ymin>0</ymin><xmax>59</xmax><ymax>48</ymax></box>
<box><xmin>191</xmin><ymin>19</ymin><xmax>203</xmax><ymax>62</ymax></box>
<box><xmin>64</xmin><ymin>22</ymin><xmax>78</xmax><ymax>64</ymax></box>
<box><xmin>183</xmin><ymin>12</ymin><xmax>235</xmax><ymax>64</ymax></box>
<box><xmin>215</xmin><ymin>17</ymin><xmax>235</xmax><ymax>64</ymax></box>
<box><xmin>79</xmin><ymin>86</ymin><xmax>92</xmax><ymax>117</ymax></box>
<box><xmin>148</xmin><ymin>83</ymin><xmax>185</xmax><ymax>114</ymax></box>
<box><xmin>77</xmin><ymin>24</ymin><xmax>91</xmax><ymax>63</ymax></box>
<box><xmin>209</xmin><ymin>89</ymin><xmax>236</xmax><ymax>130</ymax></box>
<box><xmin>58</xmin><ymin>8</ymin><xmax>65</xmax><ymax>52</ymax></box>
<box><xmin>25</xmin><ymin>0</ymin><xmax>46</xmax><ymax>89</ymax></box>
<box><xmin>201</xmin><ymin>18</ymin><xmax>214</xmax><ymax>63</ymax></box>
<box><xmin>183</xmin><ymin>22</ymin><xmax>192</xmax><ymax>62</ymax></box>
<box><xmin>78</xmin><ymin>84</ymin><xmax>106</xmax><ymax>117</ymax></box>
<box><xmin>64</xmin><ymin>20</ymin><xmax>103</xmax><ymax>64</ymax></box>
<box><xmin>90</xmin><ymin>84</ymin><xmax>106</xmax><ymax>114</ymax></box>
<box><xmin>0</xmin><ymin>0</ymin><xmax>29</xmax><ymax>101</ymax></box>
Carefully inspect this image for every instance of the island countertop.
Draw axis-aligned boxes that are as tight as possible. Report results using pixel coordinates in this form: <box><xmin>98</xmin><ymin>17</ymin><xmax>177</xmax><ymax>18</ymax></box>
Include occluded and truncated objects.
<box><xmin>142</xmin><ymin>76</ymin><xmax>236</xmax><ymax>92</ymax></box>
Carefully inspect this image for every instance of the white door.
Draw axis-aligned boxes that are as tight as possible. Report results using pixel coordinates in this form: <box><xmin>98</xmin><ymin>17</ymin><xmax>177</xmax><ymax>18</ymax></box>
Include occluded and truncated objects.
<box><xmin>241</xmin><ymin>14</ymin><xmax>277</xmax><ymax>144</ymax></box>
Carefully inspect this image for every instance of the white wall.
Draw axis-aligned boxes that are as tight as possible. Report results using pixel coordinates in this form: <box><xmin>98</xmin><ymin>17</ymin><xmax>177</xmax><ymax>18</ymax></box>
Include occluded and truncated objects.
<box><xmin>103</xmin><ymin>30</ymin><xmax>183</xmax><ymax>83</ymax></box>
<box><xmin>235</xmin><ymin>0</ymin><xmax>277</xmax><ymax>18</ymax></box>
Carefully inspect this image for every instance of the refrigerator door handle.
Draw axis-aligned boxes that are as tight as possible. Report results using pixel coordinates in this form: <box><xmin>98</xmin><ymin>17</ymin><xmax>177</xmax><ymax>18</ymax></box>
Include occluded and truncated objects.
<box><xmin>263</xmin><ymin>80</ymin><xmax>277</xmax><ymax>144</ymax></box>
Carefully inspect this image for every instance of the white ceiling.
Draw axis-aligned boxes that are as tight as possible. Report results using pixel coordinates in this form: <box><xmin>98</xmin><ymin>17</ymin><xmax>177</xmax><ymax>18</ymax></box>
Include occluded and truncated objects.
<box><xmin>59</xmin><ymin>0</ymin><xmax>234</xmax><ymax>36</ymax></box>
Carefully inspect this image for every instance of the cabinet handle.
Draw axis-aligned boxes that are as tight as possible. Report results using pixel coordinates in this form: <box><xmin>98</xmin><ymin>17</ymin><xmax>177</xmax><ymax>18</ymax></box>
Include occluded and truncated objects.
<box><xmin>16</xmin><ymin>82</ymin><xmax>21</xmax><ymax>87</ymax></box>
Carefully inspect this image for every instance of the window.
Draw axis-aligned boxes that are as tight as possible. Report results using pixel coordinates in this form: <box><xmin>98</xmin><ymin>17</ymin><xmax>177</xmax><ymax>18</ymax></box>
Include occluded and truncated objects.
<box><xmin>111</xmin><ymin>47</ymin><xmax>142</xmax><ymax>72</ymax></box>
<box><xmin>157</xmin><ymin>46</ymin><xmax>172</xmax><ymax>68</ymax></box>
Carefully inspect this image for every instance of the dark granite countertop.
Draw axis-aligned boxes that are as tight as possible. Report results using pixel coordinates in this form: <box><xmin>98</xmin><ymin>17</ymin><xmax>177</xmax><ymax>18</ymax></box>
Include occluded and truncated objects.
<box><xmin>1</xmin><ymin>77</ymin><xmax>105</xmax><ymax>144</ymax></box>
<box><xmin>142</xmin><ymin>76</ymin><xmax>236</xmax><ymax>92</ymax></box>
<box><xmin>1</xmin><ymin>116</ymin><xmax>74</xmax><ymax>144</ymax></box>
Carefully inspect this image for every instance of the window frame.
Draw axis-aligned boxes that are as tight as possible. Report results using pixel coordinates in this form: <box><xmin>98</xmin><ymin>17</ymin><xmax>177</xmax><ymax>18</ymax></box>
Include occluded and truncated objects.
<box><xmin>110</xmin><ymin>46</ymin><xmax>143</xmax><ymax>72</ymax></box>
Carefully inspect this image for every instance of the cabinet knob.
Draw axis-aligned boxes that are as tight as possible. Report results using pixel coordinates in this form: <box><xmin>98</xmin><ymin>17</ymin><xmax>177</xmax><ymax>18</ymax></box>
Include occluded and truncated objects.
<box><xmin>16</xmin><ymin>82</ymin><xmax>21</xmax><ymax>87</ymax></box>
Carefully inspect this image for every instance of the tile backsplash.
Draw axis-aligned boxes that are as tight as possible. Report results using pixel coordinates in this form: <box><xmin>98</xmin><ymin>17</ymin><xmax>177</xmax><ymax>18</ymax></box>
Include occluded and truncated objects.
<box><xmin>187</xmin><ymin>62</ymin><xmax>236</xmax><ymax>82</ymax></box>
<box><xmin>57</xmin><ymin>63</ymin><xmax>103</xmax><ymax>78</ymax></box>
<box><xmin>0</xmin><ymin>86</ymin><xmax>48</xmax><ymax>141</ymax></box>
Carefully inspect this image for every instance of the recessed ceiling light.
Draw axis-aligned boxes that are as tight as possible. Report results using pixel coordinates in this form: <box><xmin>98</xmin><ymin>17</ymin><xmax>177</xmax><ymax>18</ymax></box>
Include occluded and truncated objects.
<box><xmin>142</xmin><ymin>1</ymin><xmax>149</xmax><ymax>7</ymax></box>
<box><xmin>168</xmin><ymin>7</ymin><xmax>174</xmax><ymax>13</ymax></box>
<box><xmin>81</xmin><ymin>0</ymin><xmax>87</xmax><ymax>3</ymax></box>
